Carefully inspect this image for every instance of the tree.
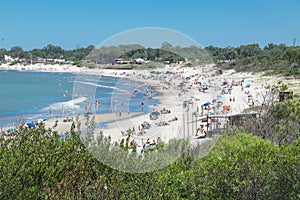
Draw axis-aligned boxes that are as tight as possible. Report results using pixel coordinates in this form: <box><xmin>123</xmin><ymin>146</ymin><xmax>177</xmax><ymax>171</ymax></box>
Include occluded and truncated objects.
<box><xmin>9</xmin><ymin>46</ymin><xmax>26</xmax><ymax>58</ymax></box>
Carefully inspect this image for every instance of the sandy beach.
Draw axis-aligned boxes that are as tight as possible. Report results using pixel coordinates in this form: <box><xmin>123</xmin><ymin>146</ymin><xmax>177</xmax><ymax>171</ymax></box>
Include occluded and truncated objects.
<box><xmin>2</xmin><ymin>63</ymin><xmax>296</xmax><ymax>152</ymax></box>
<box><xmin>63</xmin><ymin>65</ymin><xmax>273</xmax><ymax>151</ymax></box>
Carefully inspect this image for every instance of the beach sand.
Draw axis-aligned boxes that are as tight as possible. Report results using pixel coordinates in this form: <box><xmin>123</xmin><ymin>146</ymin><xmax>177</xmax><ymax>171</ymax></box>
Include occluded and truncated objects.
<box><xmin>1</xmin><ymin>64</ymin><xmax>286</xmax><ymax>151</ymax></box>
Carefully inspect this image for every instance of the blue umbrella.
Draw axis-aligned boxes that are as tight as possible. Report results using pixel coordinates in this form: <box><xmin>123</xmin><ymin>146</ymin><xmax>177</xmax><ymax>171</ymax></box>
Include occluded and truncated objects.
<box><xmin>27</xmin><ymin>123</ymin><xmax>36</xmax><ymax>129</ymax></box>
<box><xmin>246</xmin><ymin>83</ymin><xmax>252</xmax><ymax>87</ymax></box>
<box><xmin>227</xmin><ymin>88</ymin><xmax>233</xmax><ymax>90</ymax></box>
<box><xmin>203</xmin><ymin>102</ymin><xmax>210</xmax><ymax>107</ymax></box>
<box><xmin>151</xmin><ymin>111</ymin><xmax>160</xmax><ymax>116</ymax></box>
<box><xmin>217</xmin><ymin>95</ymin><xmax>222</xmax><ymax>98</ymax></box>
<box><xmin>208</xmin><ymin>111</ymin><xmax>215</xmax><ymax>115</ymax></box>
<box><xmin>216</xmin><ymin>100</ymin><xmax>223</xmax><ymax>104</ymax></box>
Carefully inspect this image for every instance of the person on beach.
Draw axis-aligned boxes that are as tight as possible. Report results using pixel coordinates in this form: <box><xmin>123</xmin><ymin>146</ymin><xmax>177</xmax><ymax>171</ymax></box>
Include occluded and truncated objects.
<box><xmin>157</xmin><ymin>136</ymin><xmax>161</xmax><ymax>142</ymax></box>
<box><xmin>49</xmin><ymin>108</ymin><xmax>52</xmax><ymax>116</ymax></box>
<box><xmin>70</xmin><ymin>122</ymin><xmax>75</xmax><ymax>132</ymax></box>
<box><xmin>53</xmin><ymin>119</ymin><xmax>58</xmax><ymax>128</ymax></box>
<box><xmin>95</xmin><ymin>100</ymin><xmax>99</xmax><ymax>110</ymax></box>
<box><xmin>61</xmin><ymin>104</ymin><xmax>64</xmax><ymax>116</ymax></box>
<box><xmin>141</xmin><ymin>101</ymin><xmax>144</xmax><ymax>112</ymax></box>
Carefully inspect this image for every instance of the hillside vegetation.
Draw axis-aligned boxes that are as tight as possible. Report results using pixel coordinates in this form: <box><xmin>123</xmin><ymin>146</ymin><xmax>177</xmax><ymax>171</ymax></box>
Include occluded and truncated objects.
<box><xmin>205</xmin><ymin>43</ymin><xmax>300</xmax><ymax>77</ymax></box>
<box><xmin>0</xmin><ymin>99</ymin><xmax>299</xmax><ymax>199</ymax></box>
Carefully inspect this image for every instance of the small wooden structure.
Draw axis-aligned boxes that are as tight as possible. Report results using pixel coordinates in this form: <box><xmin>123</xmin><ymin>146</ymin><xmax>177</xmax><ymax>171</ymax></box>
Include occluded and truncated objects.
<box><xmin>189</xmin><ymin>113</ymin><xmax>258</xmax><ymax>134</ymax></box>
<box><xmin>228</xmin><ymin>113</ymin><xmax>258</xmax><ymax>126</ymax></box>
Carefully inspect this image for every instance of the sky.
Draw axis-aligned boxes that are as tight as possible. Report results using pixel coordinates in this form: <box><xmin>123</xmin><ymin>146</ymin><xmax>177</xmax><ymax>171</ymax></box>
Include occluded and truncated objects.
<box><xmin>1</xmin><ymin>0</ymin><xmax>300</xmax><ymax>50</ymax></box>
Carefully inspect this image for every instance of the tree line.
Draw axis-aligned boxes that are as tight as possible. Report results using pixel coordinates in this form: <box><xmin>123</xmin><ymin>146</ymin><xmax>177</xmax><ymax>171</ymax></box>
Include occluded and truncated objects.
<box><xmin>205</xmin><ymin>43</ymin><xmax>300</xmax><ymax>77</ymax></box>
<box><xmin>2</xmin><ymin>42</ymin><xmax>300</xmax><ymax>77</ymax></box>
<box><xmin>0</xmin><ymin>44</ymin><xmax>95</xmax><ymax>62</ymax></box>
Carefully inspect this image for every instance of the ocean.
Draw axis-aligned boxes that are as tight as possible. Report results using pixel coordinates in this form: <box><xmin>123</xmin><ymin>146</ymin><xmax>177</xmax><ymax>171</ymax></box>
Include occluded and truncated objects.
<box><xmin>0</xmin><ymin>70</ymin><xmax>158</xmax><ymax>127</ymax></box>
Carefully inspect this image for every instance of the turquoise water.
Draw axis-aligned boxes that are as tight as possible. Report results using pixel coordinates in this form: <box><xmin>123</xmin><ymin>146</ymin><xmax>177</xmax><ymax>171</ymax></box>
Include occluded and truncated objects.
<box><xmin>0</xmin><ymin>70</ymin><xmax>158</xmax><ymax>127</ymax></box>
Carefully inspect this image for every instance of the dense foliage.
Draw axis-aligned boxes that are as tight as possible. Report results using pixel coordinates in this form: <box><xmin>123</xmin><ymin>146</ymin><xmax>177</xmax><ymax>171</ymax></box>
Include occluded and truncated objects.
<box><xmin>205</xmin><ymin>43</ymin><xmax>300</xmax><ymax>77</ymax></box>
<box><xmin>85</xmin><ymin>42</ymin><xmax>211</xmax><ymax>65</ymax></box>
<box><xmin>1</xmin><ymin>100</ymin><xmax>299</xmax><ymax>199</ymax></box>
<box><xmin>120</xmin><ymin>48</ymin><xmax>185</xmax><ymax>63</ymax></box>
<box><xmin>1</xmin><ymin>127</ymin><xmax>299</xmax><ymax>199</ymax></box>
<box><xmin>0</xmin><ymin>44</ymin><xmax>95</xmax><ymax>62</ymax></box>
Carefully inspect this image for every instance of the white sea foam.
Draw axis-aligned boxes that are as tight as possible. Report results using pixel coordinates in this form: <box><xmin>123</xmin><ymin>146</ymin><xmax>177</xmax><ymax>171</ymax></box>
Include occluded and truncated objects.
<box><xmin>40</xmin><ymin>97</ymin><xmax>88</xmax><ymax>112</ymax></box>
<box><xmin>74</xmin><ymin>81</ymin><xmax>129</xmax><ymax>93</ymax></box>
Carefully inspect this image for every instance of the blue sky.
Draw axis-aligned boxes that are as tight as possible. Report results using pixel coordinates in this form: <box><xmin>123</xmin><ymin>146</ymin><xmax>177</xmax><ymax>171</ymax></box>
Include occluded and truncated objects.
<box><xmin>1</xmin><ymin>0</ymin><xmax>300</xmax><ymax>50</ymax></box>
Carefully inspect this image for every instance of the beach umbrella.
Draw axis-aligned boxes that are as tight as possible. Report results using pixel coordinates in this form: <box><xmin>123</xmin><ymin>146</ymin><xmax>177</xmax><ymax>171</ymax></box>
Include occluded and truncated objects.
<box><xmin>246</xmin><ymin>83</ymin><xmax>252</xmax><ymax>87</ymax></box>
<box><xmin>217</xmin><ymin>95</ymin><xmax>222</xmax><ymax>98</ymax></box>
<box><xmin>216</xmin><ymin>100</ymin><xmax>223</xmax><ymax>104</ymax></box>
<box><xmin>227</xmin><ymin>88</ymin><xmax>233</xmax><ymax>90</ymax></box>
<box><xmin>203</xmin><ymin>102</ymin><xmax>210</xmax><ymax>107</ymax></box>
<box><xmin>215</xmin><ymin>109</ymin><xmax>222</xmax><ymax>113</ymax></box>
<box><xmin>27</xmin><ymin>123</ymin><xmax>36</xmax><ymax>129</ymax></box>
<box><xmin>151</xmin><ymin>111</ymin><xmax>160</xmax><ymax>116</ymax></box>
<box><xmin>223</xmin><ymin>105</ymin><xmax>230</xmax><ymax>111</ymax></box>
<box><xmin>7</xmin><ymin>128</ymin><xmax>15</xmax><ymax>134</ymax></box>
<box><xmin>208</xmin><ymin>111</ymin><xmax>214</xmax><ymax>115</ymax></box>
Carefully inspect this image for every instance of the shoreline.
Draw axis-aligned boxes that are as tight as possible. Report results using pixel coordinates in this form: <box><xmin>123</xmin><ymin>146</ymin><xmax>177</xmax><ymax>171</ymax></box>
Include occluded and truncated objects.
<box><xmin>1</xmin><ymin>63</ymin><xmax>299</xmax><ymax>150</ymax></box>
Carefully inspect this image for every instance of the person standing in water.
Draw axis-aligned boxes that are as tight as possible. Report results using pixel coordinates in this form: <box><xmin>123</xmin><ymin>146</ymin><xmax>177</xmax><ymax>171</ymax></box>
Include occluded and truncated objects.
<box><xmin>141</xmin><ymin>101</ymin><xmax>144</xmax><ymax>112</ymax></box>
<box><xmin>61</xmin><ymin>104</ymin><xmax>64</xmax><ymax>116</ymax></box>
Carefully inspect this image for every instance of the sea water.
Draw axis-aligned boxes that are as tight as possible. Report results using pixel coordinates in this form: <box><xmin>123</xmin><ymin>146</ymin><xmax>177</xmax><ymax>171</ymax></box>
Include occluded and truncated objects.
<box><xmin>0</xmin><ymin>70</ymin><xmax>159</xmax><ymax>127</ymax></box>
